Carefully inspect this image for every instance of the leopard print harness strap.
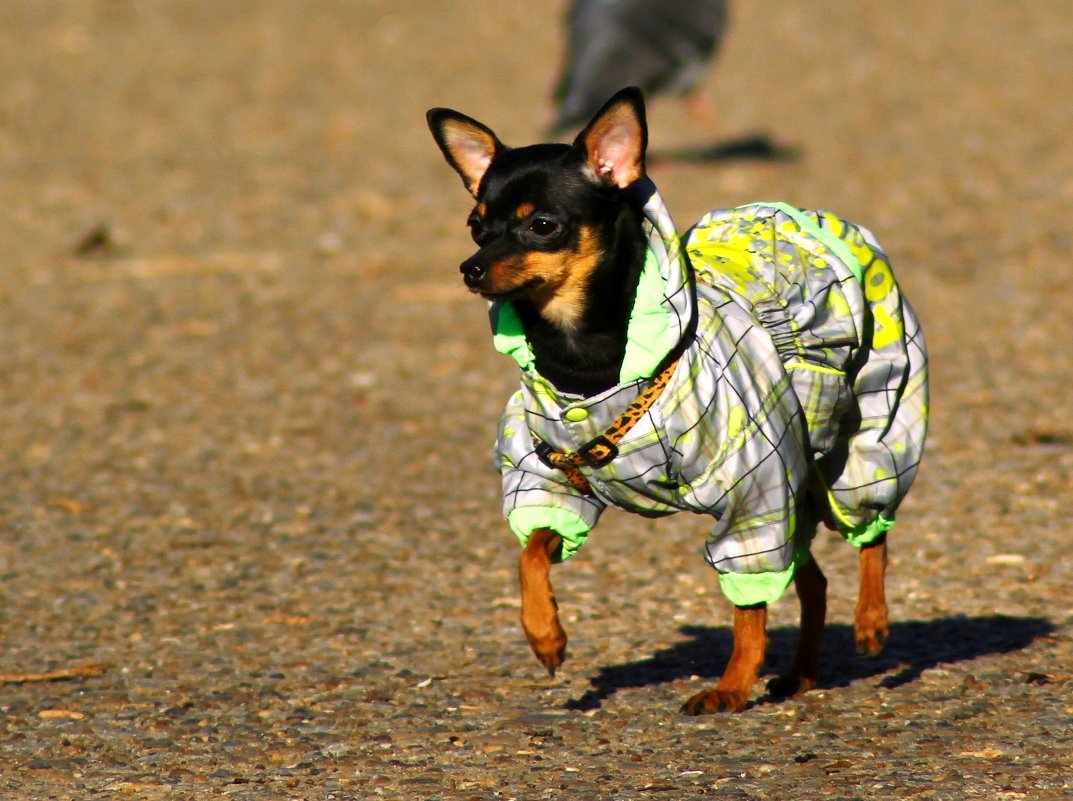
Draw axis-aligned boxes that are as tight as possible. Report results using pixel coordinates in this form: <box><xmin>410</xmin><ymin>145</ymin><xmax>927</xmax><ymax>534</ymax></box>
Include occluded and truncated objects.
<box><xmin>533</xmin><ymin>356</ymin><xmax>681</xmax><ymax>496</ymax></box>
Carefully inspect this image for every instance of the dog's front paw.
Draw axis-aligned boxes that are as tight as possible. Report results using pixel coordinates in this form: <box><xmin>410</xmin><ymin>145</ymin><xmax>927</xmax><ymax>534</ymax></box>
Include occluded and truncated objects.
<box><xmin>526</xmin><ymin>622</ymin><xmax>567</xmax><ymax>676</ymax></box>
<box><xmin>522</xmin><ymin>607</ymin><xmax>568</xmax><ymax>676</ymax></box>
<box><xmin>680</xmin><ymin>687</ymin><xmax>749</xmax><ymax>715</ymax></box>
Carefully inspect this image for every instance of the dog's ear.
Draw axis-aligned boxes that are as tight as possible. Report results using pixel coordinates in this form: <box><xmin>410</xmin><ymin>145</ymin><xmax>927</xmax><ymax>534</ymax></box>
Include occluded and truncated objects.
<box><xmin>574</xmin><ymin>87</ymin><xmax>648</xmax><ymax>189</ymax></box>
<box><xmin>427</xmin><ymin>108</ymin><xmax>504</xmax><ymax>197</ymax></box>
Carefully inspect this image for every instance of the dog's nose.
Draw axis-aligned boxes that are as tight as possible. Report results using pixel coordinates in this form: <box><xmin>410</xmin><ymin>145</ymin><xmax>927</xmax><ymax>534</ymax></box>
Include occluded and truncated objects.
<box><xmin>460</xmin><ymin>256</ymin><xmax>487</xmax><ymax>286</ymax></box>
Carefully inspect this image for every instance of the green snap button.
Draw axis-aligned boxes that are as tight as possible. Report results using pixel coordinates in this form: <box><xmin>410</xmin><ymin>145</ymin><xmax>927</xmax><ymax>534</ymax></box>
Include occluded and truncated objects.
<box><xmin>563</xmin><ymin>407</ymin><xmax>589</xmax><ymax>423</ymax></box>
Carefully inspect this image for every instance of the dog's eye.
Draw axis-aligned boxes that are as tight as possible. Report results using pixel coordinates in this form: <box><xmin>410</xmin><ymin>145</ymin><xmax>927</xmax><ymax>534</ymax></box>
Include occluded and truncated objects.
<box><xmin>529</xmin><ymin>218</ymin><xmax>560</xmax><ymax>237</ymax></box>
<box><xmin>467</xmin><ymin>214</ymin><xmax>484</xmax><ymax>243</ymax></box>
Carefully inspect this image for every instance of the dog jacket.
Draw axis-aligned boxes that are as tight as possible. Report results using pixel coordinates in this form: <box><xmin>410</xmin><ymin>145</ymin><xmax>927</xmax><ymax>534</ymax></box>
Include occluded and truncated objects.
<box><xmin>491</xmin><ymin>180</ymin><xmax>928</xmax><ymax>606</ymax></box>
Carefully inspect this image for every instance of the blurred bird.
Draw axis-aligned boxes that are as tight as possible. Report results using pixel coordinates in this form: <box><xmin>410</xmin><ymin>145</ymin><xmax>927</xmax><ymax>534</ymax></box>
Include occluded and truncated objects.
<box><xmin>551</xmin><ymin>0</ymin><xmax>729</xmax><ymax>137</ymax></box>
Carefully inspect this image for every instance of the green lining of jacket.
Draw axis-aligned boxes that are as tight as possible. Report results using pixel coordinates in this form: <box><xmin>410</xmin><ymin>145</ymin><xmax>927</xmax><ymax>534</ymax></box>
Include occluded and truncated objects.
<box><xmin>492</xmin><ymin>247</ymin><xmax>675</xmax><ymax>384</ymax></box>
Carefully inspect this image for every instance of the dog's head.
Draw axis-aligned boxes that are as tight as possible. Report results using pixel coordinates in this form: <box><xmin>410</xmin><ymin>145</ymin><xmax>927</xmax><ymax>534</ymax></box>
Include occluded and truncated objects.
<box><xmin>427</xmin><ymin>88</ymin><xmax>648</xmax><ymax>326</ymax></box>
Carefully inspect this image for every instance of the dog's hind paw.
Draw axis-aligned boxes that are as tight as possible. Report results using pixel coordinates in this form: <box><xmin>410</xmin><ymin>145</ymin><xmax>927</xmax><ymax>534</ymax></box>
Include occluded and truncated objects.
<box><xmin>766</xmin><ymin>672</ymin><xmax>818</xmax><ymax>699</ymax></box>
<box><xmin>854</xmin><ymin>627</ymin><xmax>888</xmax><ymax>657</ymax></box>
<box><xmin>854</xmin><ymin>608</ymin><xmax>889</xmax><ymax>657</ymax></box>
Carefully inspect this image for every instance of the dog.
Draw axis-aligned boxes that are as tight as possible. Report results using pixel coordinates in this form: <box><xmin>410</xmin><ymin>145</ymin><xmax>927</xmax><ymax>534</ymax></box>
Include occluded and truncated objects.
<box><xmin>427</xmin><ymin>87</ymin><xmax>928</xmax><ymax>713</ymax></box>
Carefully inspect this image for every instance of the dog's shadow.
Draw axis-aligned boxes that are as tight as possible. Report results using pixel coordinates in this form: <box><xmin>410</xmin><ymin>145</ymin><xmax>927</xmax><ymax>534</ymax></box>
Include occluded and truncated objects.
<box><xmin>648</xmin><ymin>133</ymin><xmax>801</xmax><ymax>165</ymax></box>
<box><xmin>565</xmin><ymin>615</ymin><xmax>1055</xmax><ymax>711</ymax></box>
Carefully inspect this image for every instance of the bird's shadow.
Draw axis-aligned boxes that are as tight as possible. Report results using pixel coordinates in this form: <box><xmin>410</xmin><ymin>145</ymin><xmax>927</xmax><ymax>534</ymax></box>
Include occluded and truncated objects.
<box><xmin>565</xmin><ymin>614</ymin><xmax>1055</xmax><ymax>711</ymax></box>
<box><xmin>649</xmin><ymin>133</ymin><xmax>801</xmax><ymax>165</ymax></box>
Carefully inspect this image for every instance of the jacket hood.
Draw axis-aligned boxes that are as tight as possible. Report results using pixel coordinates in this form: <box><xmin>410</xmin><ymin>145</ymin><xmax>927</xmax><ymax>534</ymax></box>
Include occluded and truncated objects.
<box><xmin>490</xmin><ymin>178</ymin><xmax>696</xmax><ymax>387</ymax></box>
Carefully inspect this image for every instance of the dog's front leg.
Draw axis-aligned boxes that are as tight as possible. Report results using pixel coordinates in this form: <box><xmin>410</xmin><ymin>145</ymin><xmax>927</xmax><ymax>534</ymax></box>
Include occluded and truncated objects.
<box><xmin>681</xmin><ymin>604</ymin><xmax>768</xmax><ymax>714</ymax></box>
<box><xmin>519</xmin><ymin>528</ymin><xmax>568</xmax><ymax>675</ymax></box>
<box><xmin>855</xmin><ymin>534</ymin><xmax>888</xmax><ymax>656</ymax></box>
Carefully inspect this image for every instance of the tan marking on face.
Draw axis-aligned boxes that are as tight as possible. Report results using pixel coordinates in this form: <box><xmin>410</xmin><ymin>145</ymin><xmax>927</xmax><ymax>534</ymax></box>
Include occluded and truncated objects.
<box><xmin>475</xmin><ymin>254</ymin><xmax>531</xmax><ymax>297</ymax></box>
<box><xmin>527</xmin><ymin>225</ymin><xmax>603</xmax><ymax>331</ymax></box>
<box><xmin>476</xmin><ymin>202</ymin><xmax>487</xmax><ymax>218</ymax></box>
<box><xmin>514</xmin><ymin>202</ymin><xmax>536</xmax><ymax>220</ymax></box>
<box><xmin>476</xmin><ymin>225</ymin><xmax>604</xmax><ymax>331</ymax></box>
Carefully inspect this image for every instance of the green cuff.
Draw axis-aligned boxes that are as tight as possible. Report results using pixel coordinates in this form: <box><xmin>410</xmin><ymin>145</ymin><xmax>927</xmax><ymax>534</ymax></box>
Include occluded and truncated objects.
<box><xmin>718</xmin><ymin>564</ymin><xmax>796</xmax><ymax>606</ymax></box>
<box><xmin>717</xmin><ymin>539</ymin><xmax>813</xmax><ymax>606</ymax></box>
<box><xmin>843</xmin><ymin>514</ymin><xmax>895</xmax><ymax>548</ymax></box>
<box><xmin>508</xmin><ymin>507</ymin><xmax>591</xmax><ymax>562</ymax></box>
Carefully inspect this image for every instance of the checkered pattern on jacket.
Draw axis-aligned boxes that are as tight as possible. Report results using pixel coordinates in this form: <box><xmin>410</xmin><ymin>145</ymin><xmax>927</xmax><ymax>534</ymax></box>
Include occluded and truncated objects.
<box><xmin>492</xmin><ymin>188</ymin><xmax>928</xmax><ymax>603</ymax></box>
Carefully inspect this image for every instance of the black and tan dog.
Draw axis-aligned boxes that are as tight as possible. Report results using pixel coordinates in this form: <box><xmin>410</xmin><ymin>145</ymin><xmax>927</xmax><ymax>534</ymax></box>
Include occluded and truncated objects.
<box><xmin>427</xmin><ymin>88</ymin><xmax>928</xmax><ymax>713</ymax></box>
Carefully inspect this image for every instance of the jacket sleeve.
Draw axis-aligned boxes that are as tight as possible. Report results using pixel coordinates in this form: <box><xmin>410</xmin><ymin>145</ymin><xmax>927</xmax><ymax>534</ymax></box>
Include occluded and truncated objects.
<box><xmin>675</xmin><ymin>353</ymin><xmax>812</xmax><ymax>606</ymax></box>
<box><xmin>494</xmin><ymin>390</ymin><xmax>606</xmax><ymax>561</ymax></box>
<box><xmin>700</xmin><ymin>437</ymin><xmax>805</xmax><ymax>607</ymax></box>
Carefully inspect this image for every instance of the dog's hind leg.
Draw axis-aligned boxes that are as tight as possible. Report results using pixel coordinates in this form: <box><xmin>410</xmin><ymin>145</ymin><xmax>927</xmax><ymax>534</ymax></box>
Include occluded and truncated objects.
<box><xmin>681</xmin><ymin>604</ymin><xmax>768</xmax><ymax>714</ymax></box>
<box><xmin>767</xmin><ymin>555</ymin><xmax>827</xmax><ymax>698</ymax></box>
<box><xmin>854</xmin><ymin>534</ymin><xmax>888</xmax><ymax>656</ymax></box>
<box><xmin>519</xmin><ymin>528</ymin><xmax>568</xmax><ymax>675</ymax></box>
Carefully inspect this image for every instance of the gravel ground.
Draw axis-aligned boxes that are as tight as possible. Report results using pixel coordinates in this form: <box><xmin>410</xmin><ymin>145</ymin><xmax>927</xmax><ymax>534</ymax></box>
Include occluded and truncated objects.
<box><xmin>1</xmin><ymin>2</ymin><xmax>1072</xmax><ymax>799</ymax></box>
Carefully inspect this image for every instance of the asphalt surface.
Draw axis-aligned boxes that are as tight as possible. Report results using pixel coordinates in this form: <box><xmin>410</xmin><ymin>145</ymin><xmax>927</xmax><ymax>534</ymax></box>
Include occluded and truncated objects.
<box><xmin>1</xmin><ymin>2</ymin><xmax>1071</xmax><ymax>799</ymax></box>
